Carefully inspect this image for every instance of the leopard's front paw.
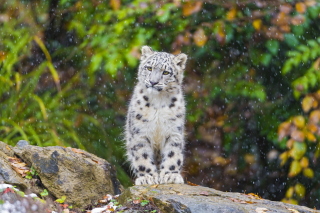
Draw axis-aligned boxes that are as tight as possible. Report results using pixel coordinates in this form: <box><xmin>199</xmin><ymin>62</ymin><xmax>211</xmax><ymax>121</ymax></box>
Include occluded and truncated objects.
<box><xmin>135</xmin><ymin>174</ymin><xmax>159</xmax><ymax>185</ymax></box>
<box><xmin>159</xmin><ymin>173</ymin><xmax>184</xmax><ymax>184</ymax></box>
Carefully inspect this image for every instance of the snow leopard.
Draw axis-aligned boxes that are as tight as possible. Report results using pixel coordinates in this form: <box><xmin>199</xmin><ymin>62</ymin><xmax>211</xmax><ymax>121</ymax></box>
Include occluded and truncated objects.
<box><xmin>125</xmin><ymin>46</ymin><xmax>188</xmax><ymax>185</ymax></box>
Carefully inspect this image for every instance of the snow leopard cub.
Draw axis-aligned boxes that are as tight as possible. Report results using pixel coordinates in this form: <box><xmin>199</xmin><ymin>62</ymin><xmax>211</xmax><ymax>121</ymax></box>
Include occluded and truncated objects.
<box><xmin>125</xmin><ymin>46</ymin><xmax>188</xmax><ymax>185</ymax></box>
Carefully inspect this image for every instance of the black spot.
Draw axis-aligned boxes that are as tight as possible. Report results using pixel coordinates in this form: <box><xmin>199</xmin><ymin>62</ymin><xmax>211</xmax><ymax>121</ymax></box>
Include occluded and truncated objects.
<box><xmin>176</xmin><ymin>114</ymin><xmax>183</xmax><ymax>118</ymax></box>
<box><xmin>165</xmin><ymin>171</ymin><xmax>169</xmax><ymax>174</ymax></box>
<box><xmin>149</xmin><ymin>173</ymin><xmax>153</xmax><ymax>176</ymax></box>
<box><xmin>142</xmin><ymin>119</ymin><xmax>148</xmax><ymax>122</ymax></box>
<box><xmin>139</xmin><ymin>165</ymin><xmax>146</xmax><ymax>172</ymax></box>
<box><xmin>132</xmin><ymin>128</ymin><xmax>140</xmax><ymax>135</ymax></box>
<box><xmin>146</xmin><ymin>168</ymin><xmax>151</xmax><ymax>173</ymax></box>
<box><xmin>172</xmin><ymin>97</ymin><xmax>177</xmax><ymax>102</ymax></box>
<box><xmin>145</xmin><ymin>137</ymin><xmax>151</xmax><ymax>144</ymax></box>
<box><xmin>161</xmin><ymin>166</ymin><xmax>164</xmax><ymax>169</ymax></box>
<box><xmin>169</xmin><ymin>165</ymin><xmax>175</xmax><ymax>171</ymax></box>
<box><xmin>165</xmin><ymin>136</ymin><xmax>171</xmax><ymax>144</ymax></box>
<box><xmin>131</xmin><ymin>143</ymin><xmax>144</xmax><ymax>151</ymax></box>
<box><xmin>171</xmin><ymin>142</ymin><xmax>181</xmax><ymax>148</ymax></box>
<box><xmin>136</xmin><ymin>114</ymin><xmax>142</xmax><ymax>120</ymax></box>
<box><xmin>137</xmin><ymin>100</ymin><xmax>141</xmax><ymax>105</ymax></box>
<box><xmin>140</xmin><ymin>89</ymin><xmax>144</xmax><ymax>93</ymax></box>
<box><xmin>172</xmin><ymin>171</ymin><xmax>178</xmax><ymax>174</ymax></box>
<box><xmin>135</xmin><ymin>156</ymin><xmax>139</xmax><ymax>161</ymax></box>
<box><xmin>145</xmin><ymin>103</ymin><xmax>150</xmax><ymax>107</ymax></box>
<box><xmin>169</xmin><ymin>118</ymin><xmax>176</xmax><ymax>121</ymax></box>
<box><xmin>168</xmin><ymin>151</ymin><xmax>175</xmax><ymax>158</ymax></box>
<box><xmin>169</xmin><ymin>103</ymin><xmax>175</xmax><ymax>108</ymax></box>
<box><xmin>173</xmin><ymin>75</ymin><xmax>178</xmax><ymax>82</ymax></box>
<box><xmin>142</xmin><ymin>153</ymin><xmax>148</xmax><ymax>159</ymax></box>
<box><xmin>177</xmin><ymin>126</ymin><xmax>182</xmax><ymax>132</ymax></box>
<box><xmin>177</xmin><ymin>159</ymin><xmax>181</xmax><ymax>166</ymax></box>
<box><xmin>151</xmin><ymin>162</ymin><xmax>155</xmax><ymax>165</ymax></box>
<box><xmin>139</xmin><ymin>173</ymin><xmax>145</xmax><ymax>176</ymax></box>
<box><xmin>143</xmin><ymin>96</ymin><xmax>149</xmax><ymax>101</ymax></box>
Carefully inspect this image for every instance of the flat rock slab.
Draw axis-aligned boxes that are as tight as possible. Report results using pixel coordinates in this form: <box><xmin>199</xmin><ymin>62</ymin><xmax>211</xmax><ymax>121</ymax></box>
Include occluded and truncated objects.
<box><xmin>118</xmin><ymin>184</ymin><xmax>319</xmax><ymax>213</ymax></box>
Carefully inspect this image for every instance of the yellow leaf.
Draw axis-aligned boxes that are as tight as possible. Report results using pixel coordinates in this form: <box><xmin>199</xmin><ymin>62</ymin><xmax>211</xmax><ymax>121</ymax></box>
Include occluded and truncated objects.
<box><xmin>307</xmin><ymin>123</ymin><xmax>318</xmax><ymax>133</ymax></box>
<box><xmin>302</xmin><ymin>96</ymin><xmax>314</xmax><ymax>112</ymax></box>
<box><xmin>253</xmin><ymin>19</ymin><xmax>262</xmax><ymax>30</ymax></box>
<box><xmin>303</xmin><ymin>168</ymin><xmax>314</xmax><ymax>178</ymax></box>
<box><xmin>295</xmin><ymin>2</ymin><xmax>306</xmax><ymax>14</ymax></box>
<box><xmin>182</xmin><ymin>2</ymin><xmax>202</xmax><ymax>16</ymax></box>
<box><xmin>294</xmin><ymin>183</ymin><xmax>305</xmax><ymax>198</ymax></box>
<box><xmin>285</xmin><ymin>186</ymin><xmax>294</xmax><ymax>198</ymax></box>
<box><xmin>110</xmin><ymin>0</ymin><xmax>121</xmax><ymax>10</ymax></box>
<box><xmin>226</xmin><ymin>7</ymin><xmax>237</xmax><ymax>21</ymax></box>
<box><xmin>279</xmin><ymin>151</ymin><xmax>289</xmax><ymax>166</ymax></box>
<box><xmin>299</xmin><ymin>157</ymin><xmax>309</xmax><ymax>168</ymax></box>
<box><xmin>288</xmin><ymin>160</ymin><xmax>302</xmax><ymax>177</ymax></box>
<box><xmin>292</xmin><ymin>115</ymin><xmax>305</xmax><ymax>129</ymax></box>
<box><xmin>193</xmin><ymin>28</ymin><xmax>207</xmax><ymax>47</ymax></box>
<box><xmin>306</xmin><ymin>132</ymin><xmax>316</xmax><ymax>142</ymax></box>
<box><xmin>0</xmin><ymin>51</ymin><xmax>6</xmax><ymax>61</ymax></box>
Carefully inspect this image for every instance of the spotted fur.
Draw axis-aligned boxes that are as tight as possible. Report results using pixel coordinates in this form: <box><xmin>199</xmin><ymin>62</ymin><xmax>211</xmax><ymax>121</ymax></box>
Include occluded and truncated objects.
<box><xmin>125</xmin><ymin>46</ymin><xmax>188</xmax><ymax>185</ymax></box>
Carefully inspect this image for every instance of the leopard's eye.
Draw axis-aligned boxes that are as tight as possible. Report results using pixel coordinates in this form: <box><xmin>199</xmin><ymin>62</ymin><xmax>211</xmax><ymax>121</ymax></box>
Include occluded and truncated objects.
<box><xmin>146</xmin><ymin>66</ymin><xmax>152</xmax><ymax>71</ymax></box>
<box><xmin>162</xmin><ymin>71</ymin><xmax>170</xmax><ymax>75</ymax></box>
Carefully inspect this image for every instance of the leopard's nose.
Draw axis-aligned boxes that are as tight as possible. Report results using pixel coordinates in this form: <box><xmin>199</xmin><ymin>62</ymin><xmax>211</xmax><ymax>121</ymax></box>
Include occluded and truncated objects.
<box><xmin>150</xmin><ymin>81</ymin><xmax>158</xmax><ymax>86</ymax></box>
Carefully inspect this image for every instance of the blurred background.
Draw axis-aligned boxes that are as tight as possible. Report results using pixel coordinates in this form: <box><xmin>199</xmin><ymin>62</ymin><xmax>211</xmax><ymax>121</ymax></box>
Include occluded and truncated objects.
<box><xmin>0</xmin><ymin>0</ymin><xmax>319</xmax><ymax>208</ymax></box>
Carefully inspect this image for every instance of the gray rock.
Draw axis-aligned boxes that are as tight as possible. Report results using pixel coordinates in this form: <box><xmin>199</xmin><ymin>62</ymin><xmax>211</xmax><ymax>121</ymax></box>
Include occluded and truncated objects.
<box><xmin>12</xmin><ymin>144</ymin><xmax>123</xmax><ymax>209</ymax></box>
<box><xmin>16</xmin><ymin>140</ymin><xmax>30</xmax><ymax>148</ymax></box>
<box><xmin>118</xmin><ymin>184</ymin><xmax>320</xmax><ymax>213</ymax></box>
<box><xmin>0</xmin><ymin>143</ymin><xmax>30</xmax><ymax>190</ymax></box>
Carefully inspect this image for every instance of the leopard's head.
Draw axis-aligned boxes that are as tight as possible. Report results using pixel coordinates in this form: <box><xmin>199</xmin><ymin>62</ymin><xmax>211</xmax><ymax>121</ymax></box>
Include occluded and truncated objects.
<box><xmin>138</xmin><ymin>46</ymin><xmax>187</xmax><ymax>92</ymax></box>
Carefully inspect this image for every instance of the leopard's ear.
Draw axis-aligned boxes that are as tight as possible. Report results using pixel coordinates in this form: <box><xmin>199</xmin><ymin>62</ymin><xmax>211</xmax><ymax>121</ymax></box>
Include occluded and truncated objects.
<box><xmin>141</xmin><ymin>46</ymin><xmax>154</xmax><ymax>60</ymax></box>
<box><xmin>174</xmin><ymin>53</ymin><xmax>188</xmax><ymax>70</ymax></box>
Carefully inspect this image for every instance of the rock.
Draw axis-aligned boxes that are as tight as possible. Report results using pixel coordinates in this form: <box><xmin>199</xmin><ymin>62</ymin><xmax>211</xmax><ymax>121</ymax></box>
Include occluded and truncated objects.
<box><xmin>0</xmin><ymin>143</ymin><xmax>31</xmax><ymax>190</ymax></box>
<box><xmin>0</xmin><ymin>141</ymin><xmax>123</xmax><ymax>209</ymax></box>
<box><xmin>118</xmin><ymin>184</ymin><xmax>320</xmax><ymax>213</ymax></box>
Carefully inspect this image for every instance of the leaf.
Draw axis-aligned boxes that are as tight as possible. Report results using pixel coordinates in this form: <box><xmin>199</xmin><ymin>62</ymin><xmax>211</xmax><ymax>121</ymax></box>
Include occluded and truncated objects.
<box><xmin>294</xmin><ymin>183</ymin><xmax>305</xmax><ymax>198</ymax></box>
<box><xmin>182</xmin><ymin>2</ymin><xmax>202</xmax><ymax>16</ymax></box>
<box><xmin>295</xmin><ymin>2</ymin><xmax>306</xmax><ymax>13</ymax></box>
<box><xmin>110</xmin><ymin>0</ymin><xmax>121</xmax><ymax>10</ymax></box>
<box><xmin>253</xmin><ymin>19</ymin><xmax>262</xmax><ymax>30</ymax></box>
<box><xmin>303</xmin><ymin>168</ymin><xmax>314</xmax><ymax>178</ymax></box>
<box><xmin>279</xmin><ymin>151</ymin><xmax>289</xmax><ymax>166</ymax></box>
<box><xmin>309</xmin><ymin>110</ymin><xmax>320</xmax><ymax>124</ymax></box>
<box><xmin>278</xmin><ymin>121</ymin><xmax>291</xmax><ymax>140</ymax></box>
<box><xmin>302</xmin><ymin>96</ymin><xmax>315</xmax><ymax>112</ymax></box>
<box><xmin>285</xmin><ymin>186</ymin><xmax>294</xmax><ymax>198</ymax></box>
<box><xmin>299</xmin><ymin>157</ymin><xmax>309</xmax><ymax>168</ymax></box>
<box><xmin>193</xmin><ymin>28</ymin><xmax>207</xmax><ymax>47</ymax></box>
<box><xmin>266</xmin><ymin>40</ymin><xmax>279</xmax><ymax>55</ymax></box>
<box><xmin>187</xmin><ymin>181</ymin><xmax>198</xmax><ymax>186</ymax></box>
<box><xmin>292</xmin><ymin>116</ymin><xmax>305</xmax><ymax>129</ymax></box>
<box><xmin>305</xmin><ymin>132</ymin><xmax>316</xmax><ymax>142</ymax></box>
<box><xmin>199</xmin><ymin>191</ymin><xmax>209</xmax><ymax>196</ymax></box>
<box><xmin>290</xmin><ymin>141</ymin><xmax>307</xmax><ymax>160</ymax></box>
<box><xmin>56</xmin><ymin>195</ymin><xmax>67</xmax><ymax>203</ymax></box>
<box><xmin>288</xmin><ymin>160</ymin><xmax>302</xmax><ymax>177</ymax></box>
<box><xmin>226</xmin><ymin>7</ymin><xmax>237</xmax><ymax>21</ymax></box>
<box><xmin>40</xmin><ymin>189</ymin><xmax>49</xmax><ymax>197</ymax></box>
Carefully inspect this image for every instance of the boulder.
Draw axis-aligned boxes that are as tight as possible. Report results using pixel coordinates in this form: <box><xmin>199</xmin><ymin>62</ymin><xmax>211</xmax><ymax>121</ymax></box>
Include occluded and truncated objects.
<box><xmin>118</xmin><ymin>184</ymin><xmax>319</xmax><ymax>213</ymax></box>
<box><xmin>0</xmin><ymin>141</ymin><xmax>123</xmax><ymax>209</ymax></box>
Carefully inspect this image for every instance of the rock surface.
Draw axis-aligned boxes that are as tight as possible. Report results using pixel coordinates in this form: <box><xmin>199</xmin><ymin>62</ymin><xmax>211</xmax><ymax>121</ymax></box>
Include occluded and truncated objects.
<box><xmin>0</xmin><ymin>140</ymin><xmax>123</xmax><ymax>209</ymax></box>
<box><xmin>118</xmin><ymin>184</ymin><xmax>320</xmax><ymax>213</ymax></box>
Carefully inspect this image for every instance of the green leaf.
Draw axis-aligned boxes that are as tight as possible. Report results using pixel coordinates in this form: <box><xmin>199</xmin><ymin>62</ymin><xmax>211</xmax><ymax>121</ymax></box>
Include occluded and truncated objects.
<box><xmin>40</xmin><ymin>189</ymin><xmax>49</xmax><ymax>197</ymax></box>
<box><xmin>284</xmin><ymin>34</ymin><xmax>299</xmax><ymax>47</ymax></box>
<box><xmin>261</xmin><ymin>53</ymin><xmax>272</xmax><ymax>66</ymax></box>
<box><xmin>266</xmin><ymin>40</ymin><xmax>279</xmax><ymax>55</ymax></box>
